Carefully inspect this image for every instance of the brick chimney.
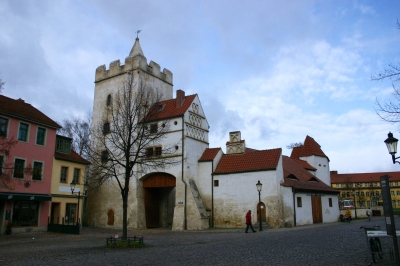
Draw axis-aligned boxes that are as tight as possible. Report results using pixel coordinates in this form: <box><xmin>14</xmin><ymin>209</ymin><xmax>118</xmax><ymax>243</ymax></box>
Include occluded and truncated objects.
<box><xmin>176</xmin><ymin>90</ymin><xmax>185</xmax><ymax>108</ymax></box>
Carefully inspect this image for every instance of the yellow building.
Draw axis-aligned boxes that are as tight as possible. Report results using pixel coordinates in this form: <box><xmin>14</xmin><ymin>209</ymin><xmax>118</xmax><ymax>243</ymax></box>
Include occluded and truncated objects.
<box><xmin>331</xmin><ymin>171</ymin><xmax>400</xmax><ymax>210</ymax></box>
<box><xmin>50</xmin><ymin>135</ymin><xmax>90</xmax><ymax>226</ymax></box>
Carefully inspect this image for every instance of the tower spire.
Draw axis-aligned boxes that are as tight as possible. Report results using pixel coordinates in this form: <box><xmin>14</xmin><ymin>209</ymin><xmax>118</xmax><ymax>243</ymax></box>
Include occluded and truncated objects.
<box><xmin>129</xmin><ymin>31</ymin><xmax>144</xmax><ymax>57</ymax></box>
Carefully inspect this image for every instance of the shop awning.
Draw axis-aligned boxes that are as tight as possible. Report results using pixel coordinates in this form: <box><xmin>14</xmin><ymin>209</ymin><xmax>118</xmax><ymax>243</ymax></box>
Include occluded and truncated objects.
<box><xmin>0</xmin><ymin>193</ymin><xmax>52</xmax><ymax>201</ymax></box>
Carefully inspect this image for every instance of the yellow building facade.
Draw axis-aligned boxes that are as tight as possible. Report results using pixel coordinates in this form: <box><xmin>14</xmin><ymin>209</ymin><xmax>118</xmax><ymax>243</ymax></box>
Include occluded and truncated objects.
<box><xmin>50</xmin><ymin>135</ymin><xmax>90</xmax><ymax>225</ymax></box>
<box><xmin>331</xmin><ymin>171</ymin><xmax>400</xmax><ymax>210</ymax></box>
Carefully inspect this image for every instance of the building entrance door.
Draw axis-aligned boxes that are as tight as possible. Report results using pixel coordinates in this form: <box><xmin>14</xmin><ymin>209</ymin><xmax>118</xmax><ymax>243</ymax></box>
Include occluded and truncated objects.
<box><xmin>143</xmin><ymin>173</ymin><xmax>176</xmax><ymax>228</ymax></box>
<box><xmin>311</xmin><ymin>195</ymin><xmax>323</xmax><ymax>223</ymax></box>
<box><xmin>257</xmin><ymin>202</ymin><xmax>266</xmax><ymax>222</ymax></box>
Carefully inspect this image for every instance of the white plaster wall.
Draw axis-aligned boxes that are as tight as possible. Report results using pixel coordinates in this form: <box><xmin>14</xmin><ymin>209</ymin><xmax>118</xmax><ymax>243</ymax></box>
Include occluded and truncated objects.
<box><xmin>213</xmin><ymin>170</ymin><xmax>280</xmax><ymax>228</ymax></box>
<box><xmin>322</xmin><ymin>194</ymin><xmax>340</xmax><ymax>223</ymax></box>
<box><xmin>295</xmin><ymin>193</ymin><xmax>313</xmax><ymax>225</ymax></box>
<box><xmin>281</xmin><ymin>186</ymin><xmax>294</xmax><ymax>227</ymax></box>
<box><xmin>302</xmin><ymin>155</ymin><xmax>331</xmax><ymax>185</ymax></box>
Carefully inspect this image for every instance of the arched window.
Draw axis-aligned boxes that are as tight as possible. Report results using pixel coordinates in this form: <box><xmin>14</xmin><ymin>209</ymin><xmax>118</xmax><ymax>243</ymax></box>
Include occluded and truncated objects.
<box><xmin>107</xmin><ymin>209</ymin><xmax>114</xmax><ymax>225</ymax></box>
<box><xmin>106</xmin><ymin>94</ymin><xmax>111</xmax><ymax>106</ymax></box>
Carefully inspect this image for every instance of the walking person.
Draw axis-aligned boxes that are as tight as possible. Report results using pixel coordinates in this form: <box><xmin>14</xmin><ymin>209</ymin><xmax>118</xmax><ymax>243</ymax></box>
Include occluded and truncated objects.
<box><xmin>245</xmin><ymin>210</ymin><xmax>256</xmax><ymax>233</ymax></box>
<box><xmin>366</xmin><ymin>208</ymin><xmax>371</xmax><ymax>221</ymax></box>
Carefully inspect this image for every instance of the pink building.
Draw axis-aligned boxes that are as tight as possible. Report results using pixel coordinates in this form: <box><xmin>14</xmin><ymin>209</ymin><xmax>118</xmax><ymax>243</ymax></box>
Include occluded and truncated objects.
<box><xmin>0</xmin><ymin>95</ymin><xmax>60</xmax><ymax>233</ymax></box>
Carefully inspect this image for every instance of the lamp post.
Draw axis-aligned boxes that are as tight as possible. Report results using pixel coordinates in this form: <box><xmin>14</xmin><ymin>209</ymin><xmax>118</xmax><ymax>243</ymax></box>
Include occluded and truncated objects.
<box><xmin>256</xmin><ymin>180</ymin><xmax>263</xmax><ymax>232</ymax></box>
<box><xmin>383</xmin><ymin>132</ymin><xmax>400</xmax><ymax>266</ymax></box>
<box><xmin>352</xmin><ymin>189</ymin><xmax>357</xmax><ymax>218</ymax></box>
<box><xmin>70</xmin><ymin>181</ymin><xmax>88</xmax><ymax>226</ymax></box>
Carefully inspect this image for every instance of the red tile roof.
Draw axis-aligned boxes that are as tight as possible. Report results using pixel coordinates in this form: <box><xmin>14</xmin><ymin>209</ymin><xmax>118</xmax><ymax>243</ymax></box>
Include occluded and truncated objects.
<box><xmin>290</xmin><ymin>135</ymin><xmax>328</xmax><ymax>160</ymax></box>
<box><xmin>292</xmin><ymin>158</ymin><xmax>317</xmax><ymax>171</ymax></box>
<box><xmin>0</xmin><ymin>95</ymin><xmax>60</xmax><ymax>128</ymax></box>
<box><xmin>282</xmin><ymin>156</ymin><xmax>338</xmax><ymax>193</ymax></box>
<box><xmin>54</xmin><ymin>150</ymin><xmax>90</xmax><ymax>165</ymax></box>
<box><xmin>330</xmin><ymin>171</ymin><xmax>400</xmax><ymax>183</ymax></box>
<box><xmin>199</xmin><ymin>148</ymin><xmax>221</xmax><ymax>161</ymax></box>
<box><xmin>144</xmin><ymin>94</ymin><xmax>197</xmax><ymax>122</ymax></box>
<box><xmin>214</xmin><ymin>148</ymin><xmax>281</xmax><ymax>175</ymax></box>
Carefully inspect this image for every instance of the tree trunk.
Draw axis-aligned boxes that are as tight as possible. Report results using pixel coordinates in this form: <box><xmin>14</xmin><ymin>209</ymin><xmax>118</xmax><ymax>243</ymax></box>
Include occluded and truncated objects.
<box><xmin>122</xmin><ymin>194</ymin><xmax>128</xmax><ymax>240</ymax></box>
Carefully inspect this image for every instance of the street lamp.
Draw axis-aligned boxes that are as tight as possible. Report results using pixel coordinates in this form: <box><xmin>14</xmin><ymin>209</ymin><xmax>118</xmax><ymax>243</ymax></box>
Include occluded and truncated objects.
<box><xmin>385</xmin><ymin>132</ymin><xmax>400</xmax><ymax>164</ymax></box>
<box><xmin>351</xmin><ymin>189</ymin><xmax>357</xmax><ymax>218</ymax></box>
<box><xmin>70</xmin><ymin>181</ymin><xmax>88</xmax><ymax>226</ymax></box>
<box><xmin>383</xmin><ymin>132</ymin><xmax>400</xmax><ymax>266</ymax></box>
<box><xmin>256</xmin><ymin>180</ymin><xmax>263</xmax><ymax>232</ymax></box>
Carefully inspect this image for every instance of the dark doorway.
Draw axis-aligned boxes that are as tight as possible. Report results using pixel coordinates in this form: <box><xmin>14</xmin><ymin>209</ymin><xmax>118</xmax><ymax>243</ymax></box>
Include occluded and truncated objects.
<box><xmin>51</xmin><ymin>202</ymin><xmax>60</xmax><ymax>224</ymax></box>
<box><xmin>143</xmin><ymin>173</ymin><xmax>176</xmax><ymax>228</ymax></box>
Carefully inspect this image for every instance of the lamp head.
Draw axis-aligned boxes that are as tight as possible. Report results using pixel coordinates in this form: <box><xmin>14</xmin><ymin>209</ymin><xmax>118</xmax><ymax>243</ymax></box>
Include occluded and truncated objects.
<box><xmin>70</xmin><ymin>181</ymin><xmax>76</xmax><ymax>194</ymax></box>
<box><xmin>256</xmin><ymin>180</ymin><xmax>262</xmax><ymax>192</ymax></box>
<box><xmin>385</xmin><ymin>132</ymin><xmax>398</xmax><ymax>155</ymax></box>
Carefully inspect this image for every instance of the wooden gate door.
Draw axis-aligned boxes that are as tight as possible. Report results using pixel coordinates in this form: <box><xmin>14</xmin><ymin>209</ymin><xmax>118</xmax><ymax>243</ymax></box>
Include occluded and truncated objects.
<box><xmin>143</xmin><ymin>173</ymin><xmax>176</xmax><ymax>228</ymax></box>
<box><xmin>311</xmin><ymin>195</ymin><xmax>323</xmax><ymax>223</ymax></box>
<box><xmin>257</xmin><ymin>202</ymin><xmax>266</xmax><ymax>222</ymax></box>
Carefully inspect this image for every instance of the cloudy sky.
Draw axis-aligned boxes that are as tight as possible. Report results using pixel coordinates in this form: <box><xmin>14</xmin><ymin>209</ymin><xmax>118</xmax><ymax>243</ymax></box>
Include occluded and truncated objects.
<box><xmin>1</xmin><ymin>0</ymin><xmax>400</xmax><ymax>174</ymax></box>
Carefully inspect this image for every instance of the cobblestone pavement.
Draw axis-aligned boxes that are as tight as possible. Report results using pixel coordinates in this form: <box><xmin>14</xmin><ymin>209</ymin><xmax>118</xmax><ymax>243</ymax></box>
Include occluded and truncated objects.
<box><xmin>1</xmin><ymin>217</ymin><xmax>400</xmax><ymax>266</ymax></box>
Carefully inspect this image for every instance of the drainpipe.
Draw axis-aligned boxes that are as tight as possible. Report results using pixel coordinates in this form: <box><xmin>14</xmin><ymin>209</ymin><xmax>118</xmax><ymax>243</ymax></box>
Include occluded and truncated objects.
<box><xmin>211</xmin><ymin>160</ymin><xmax>214</xmax><ymax>228</ymax></box>
<box><xmin>292</xmin><ymin>188</ymin><xmax>297</xmax><ymax>227</ymax></box>
<box><xmin>181</xmin><ymin>115</ymin><xmax>187</xmax><ymax>230</ymax></box>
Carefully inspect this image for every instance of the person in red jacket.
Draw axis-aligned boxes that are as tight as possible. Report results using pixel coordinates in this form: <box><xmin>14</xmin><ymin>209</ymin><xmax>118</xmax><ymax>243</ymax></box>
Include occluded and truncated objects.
<box><xmin>245</xmin><ymin>210</ymin><xmax>256</xmax><ymax>233</ymax></box>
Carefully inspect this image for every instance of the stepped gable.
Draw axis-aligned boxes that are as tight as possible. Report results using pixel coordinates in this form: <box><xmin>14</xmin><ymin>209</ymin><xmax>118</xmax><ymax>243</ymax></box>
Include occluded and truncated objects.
<box><xmin>214</xmin><ymin>148</ymin><xmax>281</xmax><ymax>175</ymax></box>
<box><xmin>55</xmin><ymin>149</ymin><xmax>90</xmax><ymax>165</ymax></box>
<box><xmin>290</xmin><ymin>135</ymin><xmax>328</xmax><ymax>160</ymax></box>
<box><xmin>282</xmin><ymin>156</ymin><xmax>338</xmax><ymax>193</ymax></box>
<box><xmin>0</xmin><ymin>95</ymin><xmax>60</xmax><ymax>129</ymax></box>
<box><xmin>292</xmin><ymin>158</ymin><xmax>317</xmax><ymax>171</ymax></box>
<box><xmin>144</xmin><ymin>93</ymin><xmax>197</xmax><ymax>122</ymax></box>
<box><xmin>330</xmin><ymin>171</ymin><xmax>400</xmax><ymax>183</ymax></box>
<box><xmin>199</xmin><ymin>148</ymin><xmax>221</xmax><ymax>161</ymax></box>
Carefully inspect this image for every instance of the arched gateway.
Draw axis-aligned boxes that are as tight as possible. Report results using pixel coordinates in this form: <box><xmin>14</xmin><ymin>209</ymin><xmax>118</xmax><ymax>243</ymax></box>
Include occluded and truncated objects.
<box><xmin>143</xmin><ymin>173</ymin><xmax>176</xmax><ymax>228</ymax></box>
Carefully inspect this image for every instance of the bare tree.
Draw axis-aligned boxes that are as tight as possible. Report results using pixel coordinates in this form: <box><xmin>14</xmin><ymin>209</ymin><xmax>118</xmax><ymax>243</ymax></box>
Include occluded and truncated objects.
<box><xmin>58</xmin><ymin>112</ymin><xmax>92</xmax><ymax>159</ymax></box>
<box><xmin>286</xmin><ymin>142</ymin><xmax>303</xmax><ymax>149</ymax></box>
<box><xmin>88</xmin><ymin>72</ymin><xmax>180</xmax><ymax>240</ymax></box>
<box><xmin>373</xmin><ymin>20</ymin><xmax>400</xmax><ymax>127</ymax></box>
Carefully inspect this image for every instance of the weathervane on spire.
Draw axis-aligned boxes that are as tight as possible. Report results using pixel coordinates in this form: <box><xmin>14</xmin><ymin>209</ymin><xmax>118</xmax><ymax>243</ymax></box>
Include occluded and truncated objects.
<box><xmin>135</xmin><ymin>30</ymin><xmax>141</xmax><ymax>39</ymax></box>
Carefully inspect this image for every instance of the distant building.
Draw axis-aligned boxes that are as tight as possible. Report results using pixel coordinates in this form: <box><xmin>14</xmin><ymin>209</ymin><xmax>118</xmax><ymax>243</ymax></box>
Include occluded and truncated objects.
<box><xmin>50</xmin><ymin>135</ymin><xmax>90</xmax><ymax>226</ymax></box>
<box><xmin>87</xmin><ymin>39</ymin><xmax>339</xmax><ymax>230</ymax></box>
<box><xmin>0</xmin><ymin>95</ymin><xmax>60</xmax><ymax>233</ymax></box>
<box><xmin>331</xmin><ymin>171</ymin><xmax>400</xmax><ymax>211</ymax></box>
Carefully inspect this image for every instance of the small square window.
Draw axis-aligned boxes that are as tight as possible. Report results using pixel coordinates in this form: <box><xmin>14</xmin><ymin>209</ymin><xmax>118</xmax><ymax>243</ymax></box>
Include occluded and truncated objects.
<box><xmin>297</xmin><ymin>197</ymin><xmax>302</xmax><ymax>207</ymax></box>
<box><xmin>36</xmin><ymin>127</ymin><xmax>46</xmax><ymax>145</ymax></box>
<box><xmin>0</xmin><ymin>117</ymin><xmax>9</xmax><ymax>137</ymax></box>
<box><xmin>73</xmin><ymin>168</ymin><xmax>80</xmax><ymax>184</ymax></box>
<box><xmin>60</xmin><ymin>167</ymin><xmax>68</xmax><ymax>183</ymax></box>
<box><xmin>0</xmin><ymin>155</ymin><xmax>4</xmax><ymax>175</ymax></box>
<box><xmin>150</xmin><ymin>123</ymin><xmax>157</xmax><ymax>134</ymax></box>
<box><xmin>32</xmin><ymin>162</ymin><xmax>43</xmax><ymax>181</ymax></box>
<box><xmin>155</xmin><ymin>147</ymin><xmax>162</xmax><ymax>156</ymax></box>
<box><xmin>214</xmin><ymin>180</ymin><xmax>219</xmax><ymax>187</ymax></box>
<box><xmin>101</xmin><ymin>150</ymin><xmax>109</xmax><ymax>164</ymax></box>
<box><xmin>103</xmin><ymin>122</ymin><xmax>110</xmax><ymax>135</ymax></box>
<box><xmin>18</xmin><ymin>123</ymin><xmax>29</xmax><ymax>141</ymax></box>
<box><xmin>13</xmin><ymin>158</ymin><xmax>25</xmax><ymax>179</ymax></box>
<box><xmin>146</xmin><ymin>148</ymin><xmax>154</xmax><ymax>157</ymax></box>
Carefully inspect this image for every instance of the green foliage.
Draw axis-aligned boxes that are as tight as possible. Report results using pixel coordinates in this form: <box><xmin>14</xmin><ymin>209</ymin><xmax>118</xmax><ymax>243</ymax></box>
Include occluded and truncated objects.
<box><xmin>393</xmin><ymin>208</ymin><xmax>400</xmax><ymax>216</ymax></box>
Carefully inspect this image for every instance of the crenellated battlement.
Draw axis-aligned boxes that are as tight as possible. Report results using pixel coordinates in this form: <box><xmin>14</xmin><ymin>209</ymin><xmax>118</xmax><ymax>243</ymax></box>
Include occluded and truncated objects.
<box><xmin>95</xmin><ymin>54</ymin><xmax>173</xmax><ymax>84</ymax></box>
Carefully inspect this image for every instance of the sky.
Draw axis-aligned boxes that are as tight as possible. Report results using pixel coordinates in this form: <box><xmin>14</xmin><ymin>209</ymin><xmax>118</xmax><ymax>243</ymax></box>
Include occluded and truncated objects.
<box><xmin>1</xmin><ymin>0</ymin><xmax>400</xmax><ymax>174</ymax></box>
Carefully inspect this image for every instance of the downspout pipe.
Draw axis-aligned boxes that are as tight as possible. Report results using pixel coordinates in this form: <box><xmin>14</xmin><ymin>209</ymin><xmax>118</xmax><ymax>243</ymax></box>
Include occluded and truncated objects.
<box><xmin>211</xmin><ymin>161</ymin><xmax>214</xmax><ymax>228</ymax></box>
<box><xmin>181</xmin><ymin>115</ymin><xmax>187</xmax><ymax>230</ymax></box>
<box><xmin>292</xmin><ymin>188</ymin><xmax>297</xmax><ymax>227</ymax></box>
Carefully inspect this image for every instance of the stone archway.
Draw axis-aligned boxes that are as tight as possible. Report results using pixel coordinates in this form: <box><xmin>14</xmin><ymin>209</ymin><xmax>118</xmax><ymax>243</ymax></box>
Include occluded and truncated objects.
<box><xmin>143</xmin><ymin>173</ymin><xmax>176</xmax><ymax>228</ymax></box>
